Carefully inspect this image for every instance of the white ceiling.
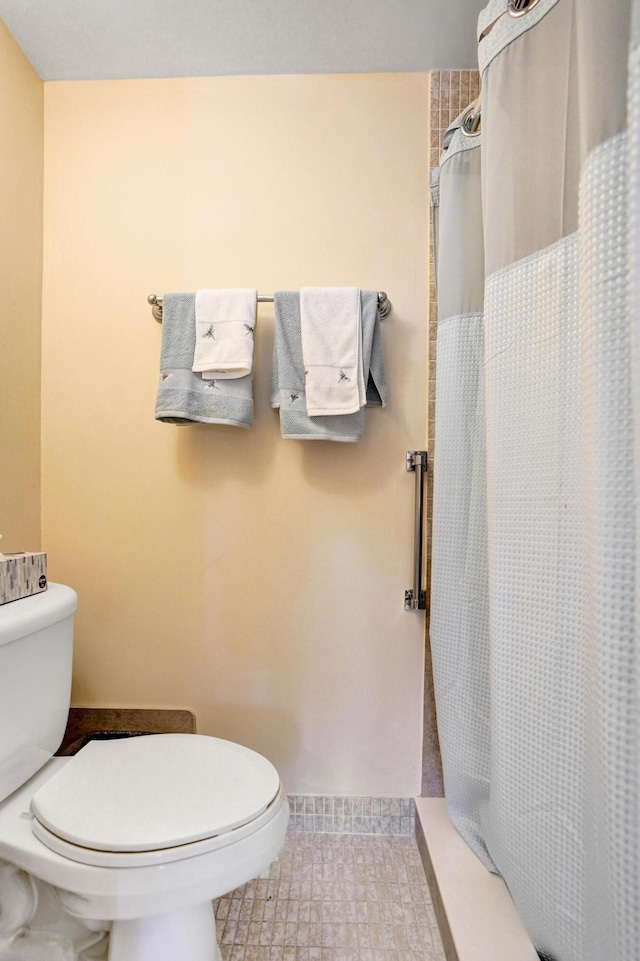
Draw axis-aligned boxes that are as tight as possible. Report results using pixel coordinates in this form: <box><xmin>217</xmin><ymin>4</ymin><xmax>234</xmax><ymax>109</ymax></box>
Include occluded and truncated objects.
<box><xmin>0</xmin><ymin>0</ymin><xmax>485</xmax><ymax>81</ymax></box>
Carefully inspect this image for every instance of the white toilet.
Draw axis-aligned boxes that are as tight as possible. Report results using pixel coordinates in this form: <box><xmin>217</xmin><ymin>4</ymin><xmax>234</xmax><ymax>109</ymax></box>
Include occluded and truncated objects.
<box><xmin>0</xmin><ymin>584</ymin><xmax>289</xmax><ymax>961</ymax></box>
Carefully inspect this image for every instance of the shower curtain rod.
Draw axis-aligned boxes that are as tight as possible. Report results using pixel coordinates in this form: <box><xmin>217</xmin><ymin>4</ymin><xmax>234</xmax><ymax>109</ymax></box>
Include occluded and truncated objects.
<box><xmin>148</xmin><ymin>292</ymin><xmax>392</xmax><ymax>322</ymax></box>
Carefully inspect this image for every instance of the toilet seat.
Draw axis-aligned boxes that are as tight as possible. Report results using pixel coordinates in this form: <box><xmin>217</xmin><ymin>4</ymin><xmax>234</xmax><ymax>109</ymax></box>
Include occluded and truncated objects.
<box><xmin>30</xmin><ymin>734</ymin><xmax>281</xmax><ymax>868</ymax></box>
<box><xmin>31</xmin><ymin>786</ymin><xmax>286</xmax><ymax>868</ymax></box>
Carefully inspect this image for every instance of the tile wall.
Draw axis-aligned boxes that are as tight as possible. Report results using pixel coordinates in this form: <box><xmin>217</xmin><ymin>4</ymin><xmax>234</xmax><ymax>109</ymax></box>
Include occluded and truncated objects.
<box><xmin>287</xmin><ymin>797</ymin><xmax>415</xmax><ymax>836</ymax></box>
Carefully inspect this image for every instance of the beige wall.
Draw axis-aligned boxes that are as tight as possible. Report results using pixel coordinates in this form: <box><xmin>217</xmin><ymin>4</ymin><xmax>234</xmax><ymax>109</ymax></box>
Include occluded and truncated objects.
<box><xmin>42</xmin><ymin>73</ymin><xmax>430</xmax><ymax>796</ymax></box>
<box><xmin>0</xmin><ymin>21</ymin><xmax>43</xmax><ymax>552</ymax></box>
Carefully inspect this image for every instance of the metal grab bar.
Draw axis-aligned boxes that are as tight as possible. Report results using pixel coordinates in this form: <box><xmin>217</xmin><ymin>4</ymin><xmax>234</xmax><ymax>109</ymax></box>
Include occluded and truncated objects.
<box><xmin>404</xmin><ymin>451</ymin><xmax>428</xmax><ymax>611</ymax></box>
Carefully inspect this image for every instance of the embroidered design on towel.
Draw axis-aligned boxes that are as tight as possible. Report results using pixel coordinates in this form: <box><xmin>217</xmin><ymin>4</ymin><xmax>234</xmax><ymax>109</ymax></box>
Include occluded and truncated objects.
<box><xmin>338</xmin><ymin>371</ymin><xmax>350</xmax><ymax>383</ymax></box>
<box><xmin>205</xmin><ymin>380</ymin><xmax>220</xmax><ymax>390</ymax></box>
<box><xmin>160</xmin><ymin>371</ymin><xmax>172</xmax><ymax>382</ymax></box>
<box><xmin>193</xmin><ymin>288</ymin><xmax>257</xmax><ymax>383</ymax></box>
<box><xmin>289</xmin><ymin>393</ymin><xmax>300</xmax><ymax>405</ymax></box>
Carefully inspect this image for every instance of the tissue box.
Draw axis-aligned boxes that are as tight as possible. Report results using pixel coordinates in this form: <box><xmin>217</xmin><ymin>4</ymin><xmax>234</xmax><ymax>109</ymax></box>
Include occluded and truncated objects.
<box><xmin>0</xmin><ymin>552</ymin><xmax>47</xmax><ymax>605</ymax></box>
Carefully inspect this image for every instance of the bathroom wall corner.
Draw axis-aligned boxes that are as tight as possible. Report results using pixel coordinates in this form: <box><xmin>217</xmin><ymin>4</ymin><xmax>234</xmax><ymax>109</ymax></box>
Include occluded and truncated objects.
<box><xmin>0</xmin><ymin>19</ymin><xmax>44</xmax><ymax>552</ymax></box>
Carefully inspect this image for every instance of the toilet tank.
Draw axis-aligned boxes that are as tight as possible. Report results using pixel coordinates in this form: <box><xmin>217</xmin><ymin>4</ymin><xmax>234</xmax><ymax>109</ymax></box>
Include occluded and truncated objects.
<box><xmin>0</xmin><ymin>583</ymin><xmax>77</xmax><ymax>803</ymax></box>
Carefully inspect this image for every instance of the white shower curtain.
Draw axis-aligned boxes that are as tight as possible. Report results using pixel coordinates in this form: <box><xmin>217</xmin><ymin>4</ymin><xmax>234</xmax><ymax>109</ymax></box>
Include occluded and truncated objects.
<box><xmin>430</xmin><ymin>2</ymin><xmax>639</xmax><ymax>959</ymax></box>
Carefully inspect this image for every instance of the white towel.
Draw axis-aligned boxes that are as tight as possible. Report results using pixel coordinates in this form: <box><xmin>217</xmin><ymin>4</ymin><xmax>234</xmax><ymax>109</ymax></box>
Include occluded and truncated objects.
<box><xmin>192</xmin><ymin>288</ymin><xmax>257</xmax><ymax>379</ymax></box>
<box><xmin>299</xmin><ymin>287</ymin><xmax>365</xmax><ymax>416</ymax></box>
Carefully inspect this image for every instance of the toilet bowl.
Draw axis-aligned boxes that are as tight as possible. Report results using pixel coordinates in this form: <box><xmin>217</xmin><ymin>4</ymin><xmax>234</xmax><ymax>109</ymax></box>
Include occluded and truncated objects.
<box><xmin>0</xmin><ymin>585</ymin><xmax>289</xmax><ymax>961</ymax></box>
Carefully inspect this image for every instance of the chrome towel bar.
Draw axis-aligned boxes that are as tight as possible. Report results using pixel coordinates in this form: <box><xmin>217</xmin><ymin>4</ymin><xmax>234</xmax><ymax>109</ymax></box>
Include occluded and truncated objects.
<box><xmin>148</xmin><ymin>292</ymin><xmax>392</xmax><ymax>322</ymax></box>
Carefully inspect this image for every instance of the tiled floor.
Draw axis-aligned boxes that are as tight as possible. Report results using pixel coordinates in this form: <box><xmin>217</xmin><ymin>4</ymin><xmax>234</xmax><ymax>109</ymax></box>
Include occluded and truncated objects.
<box><xmin>214</xmin><ymin>833</ymin><xmax>446</xmax><ymax>961</ymax></box>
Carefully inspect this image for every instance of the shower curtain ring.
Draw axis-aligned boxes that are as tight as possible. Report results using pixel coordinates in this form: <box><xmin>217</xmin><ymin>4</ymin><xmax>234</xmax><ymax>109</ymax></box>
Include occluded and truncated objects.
<box><xmin>508</xmin><ymin>0</ymin><xmax>540</xmax><ymax>17</ymax></box>
<box><xmin>460</xmin><ymin>102</ymin><xmax>481</xmax><ymax>138</ymax></box>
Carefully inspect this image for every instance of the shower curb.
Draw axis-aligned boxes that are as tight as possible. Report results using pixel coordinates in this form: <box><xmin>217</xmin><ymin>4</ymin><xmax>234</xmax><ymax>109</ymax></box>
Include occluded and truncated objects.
<box><xmin>415</xmin><ymin>797</ymin><xmax>538</xmax><ymax>961</ymax></box>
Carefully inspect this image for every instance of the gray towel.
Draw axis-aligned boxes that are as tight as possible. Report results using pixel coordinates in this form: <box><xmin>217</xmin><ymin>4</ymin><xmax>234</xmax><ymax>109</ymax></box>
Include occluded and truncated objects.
<box><xmin>155</xmin><ymin>292</ymin><xmax>253</xmax><ymax>428</ymax></box>
<box><xmin>270</xmin><ymin>290</ymin><xmax>386</xmax><ymax>442</ymax></box>
<box><xmin>363</xmin><ymin>295</ymin><xmax>387</xmax><ymax>409</ymax></box>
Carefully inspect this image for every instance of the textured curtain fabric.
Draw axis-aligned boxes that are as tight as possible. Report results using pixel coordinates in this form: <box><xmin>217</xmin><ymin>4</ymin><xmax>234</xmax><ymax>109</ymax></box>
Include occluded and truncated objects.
<box><xmin>430</xmin><ymin>2</ymin><xmax>639</xmax><ymax>959</ymax></box>
<box><xmin>430</xmin><ymin>122</ymin><xmax>492</xmax><ymax>867</ymax></box>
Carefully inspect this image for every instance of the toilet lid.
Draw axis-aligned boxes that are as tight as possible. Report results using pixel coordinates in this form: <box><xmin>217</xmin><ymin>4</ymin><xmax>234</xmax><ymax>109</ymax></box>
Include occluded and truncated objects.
<box><xmin>30</xmin><ymin>734</ymin><xmax>281</xmax><ymax>853</ymax></box>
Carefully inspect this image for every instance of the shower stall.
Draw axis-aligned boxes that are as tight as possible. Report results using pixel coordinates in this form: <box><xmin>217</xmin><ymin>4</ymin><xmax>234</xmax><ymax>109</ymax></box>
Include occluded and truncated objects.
<box><xmin>427</xmin><ymin>1</ymin><xmax>639</xmax><ymax>959</ymax></box>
